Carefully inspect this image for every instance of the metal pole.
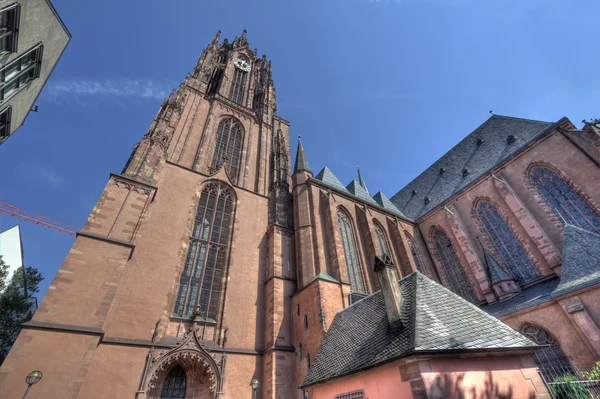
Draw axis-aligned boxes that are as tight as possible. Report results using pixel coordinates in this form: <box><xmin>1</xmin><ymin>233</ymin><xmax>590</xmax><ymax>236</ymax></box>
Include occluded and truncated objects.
<box><xmin>21</xmin><ymin>384</ymin><xmax>32</xmax><ymax>399</ymax></box>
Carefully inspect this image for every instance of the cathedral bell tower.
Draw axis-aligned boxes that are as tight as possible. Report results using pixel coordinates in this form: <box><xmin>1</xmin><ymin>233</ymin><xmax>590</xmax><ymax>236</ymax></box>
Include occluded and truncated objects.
<box><xmin>0</xmin><ymin>31</ymin><xmax>298</xmax><ymax>399</ymax></box>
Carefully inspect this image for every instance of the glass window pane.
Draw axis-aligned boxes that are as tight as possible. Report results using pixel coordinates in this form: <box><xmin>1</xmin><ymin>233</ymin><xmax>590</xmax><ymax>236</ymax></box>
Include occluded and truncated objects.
<box><xmin>432</xmin><ymin>228</ymin><xmax>476</xmax><ymax>302</ymax></box>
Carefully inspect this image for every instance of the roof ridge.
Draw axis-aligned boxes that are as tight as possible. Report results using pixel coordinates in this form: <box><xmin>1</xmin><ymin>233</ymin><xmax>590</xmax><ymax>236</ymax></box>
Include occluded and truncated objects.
<box><xmin>490</xmin><ymin>114</ymin><xmax>555</xmax><ymax>124</ymax></box>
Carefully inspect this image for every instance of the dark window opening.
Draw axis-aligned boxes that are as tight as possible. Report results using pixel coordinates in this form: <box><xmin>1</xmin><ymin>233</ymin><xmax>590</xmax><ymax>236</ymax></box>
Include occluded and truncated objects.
<box><xmin>0</xmin><ymin>105</ymin><xmax>11</xmax><ymax>140</ymax></box>
<box><xmin>432</xmin><ymin>228</ymin><xmax>476</xmax><ymax>303</ymax></box>
<box><xmin>0</xmin><ymin>4</ymin><xmax>20</xmax><ymax>56</ymax></box>
<box><xmin>229</xmin><ymin>67</ymin><xmax>247</xmax><ymax>104</ymax></box>
<box><xmin>531</xmin><ymin>166</ymin><xmax>600</xmax><ymax>233</ymax></box>
<box><xmin>304</xmin><ymin>314</ymin><xmax>308</xmax><ymax>330</ymax></box>
<box><xmin>173</xmin><ymin>182</ymin><xmax>235</xmax><ymax>322</ymax></box>
<box><xmin>160</xmin><ymin>364</ymin><xmax>186</xmax><ymax>399</ymax></box>
<box><xmin>0</xmin><ymin>43</ymin><xmax>43</xmax><ymax>103</ymax></box>
<box><xmin>296</xmin><ymin>304</ymin><xmax>300</xmax><ymax>316</ymax></box>
<box><xmin>211</xmin><ymin>117</ymin><xmax>244</xmax><ymax>182</ymax></box>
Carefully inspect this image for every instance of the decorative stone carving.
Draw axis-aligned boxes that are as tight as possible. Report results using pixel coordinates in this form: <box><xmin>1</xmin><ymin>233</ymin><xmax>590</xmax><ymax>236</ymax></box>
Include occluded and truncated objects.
<box><xmin>141</xmin><ymin>328</ymin><xmax>224</xmax><ymax>399</ymax></box>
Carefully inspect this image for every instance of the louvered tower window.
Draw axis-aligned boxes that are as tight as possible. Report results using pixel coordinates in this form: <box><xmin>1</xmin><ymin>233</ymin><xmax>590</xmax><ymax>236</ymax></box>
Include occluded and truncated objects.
<box><xmin>212</xmin><ymin>117</ymin><xmax>244</xmax><ymax>182</ymax></box>
<box><xmin>174</xmin><ymin>182</ymin><xmax>234</xmax><ymax>321</ymax></box>
<box><xmin>405</xmin><ymin>232</ymin><xmax>425</xmax><ymax>274</ymax></box>
<box><xmin>338</xmin><ymin>209</ymin><xmax>365</xmax><ymax>293</ymax></box>
<box><xmin>432</xmin><ymin>228</ymin><xmax>476</xmax><ymax>302</ymax></box>
<box><xmin>520</xmin><ymin>324</ymin><xmax>574</xmax><ymax>383</ymax></box>
<box><xmin>373</xmin><ymin>222</ymin><xmax>391</xmax><ymax>257</ymax></box>
<box><xmin>229</xmin><ymin>66</ymin><xmax>247</xmax><ymax>104</ymax></box>
<box><xmin>160</xmin><ymin>364</ymin><xmax>186</xmax><ymax>399</ymax></box>
<box><xmin>530</xmin><ymin>166</ymin><xmax>600</xmax><ymax>233</ymax></box>
<box><xmin>476</xmin><ymin>200</ymin><xmax>539</xmax><ymax>284</ymax></box>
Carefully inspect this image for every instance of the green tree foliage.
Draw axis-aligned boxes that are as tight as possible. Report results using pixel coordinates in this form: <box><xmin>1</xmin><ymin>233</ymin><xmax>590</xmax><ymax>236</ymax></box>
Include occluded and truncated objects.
<box><xmin>582</xmin><ymin>361</ymin><xmax>600</xmax><ymax>381</ymax></box>
<box><xmin>582</xmin><ymin>118</ymin><xmax>600</xmax><ymax>127</ymax></box>
<box><xmin>550</xmin><ymin>374</ymin><xmax>592</xmax><ymax>399</ymax></box>
<box><xmin>0</xmin><ymin>255</ymin><xmax>43</xmax><ymax>362</ymax></box>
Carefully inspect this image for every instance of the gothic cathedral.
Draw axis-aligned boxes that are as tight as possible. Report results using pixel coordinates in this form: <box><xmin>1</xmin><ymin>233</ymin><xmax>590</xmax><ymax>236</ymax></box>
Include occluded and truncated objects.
<box><xmin>1</xmin><ymin>30</ymin><xmax>600</xmax><ymax>399</ymax></box>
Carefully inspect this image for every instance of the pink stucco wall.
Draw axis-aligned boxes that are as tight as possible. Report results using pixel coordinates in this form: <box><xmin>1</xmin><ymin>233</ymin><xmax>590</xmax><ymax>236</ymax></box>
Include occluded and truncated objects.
<box><xmin>307</xmin><ymin>361</ymin><xmax>413</xmax><ymax>399</ymax></box>
<box><xmin>308</xmin><ymin>354</ymin><xmax>550</xmax><ymax>399</ymax></box>
<box><xmin>422</xmin><ymin>356</ymin><xmax>550</xmax><ymax>398</ymax></box>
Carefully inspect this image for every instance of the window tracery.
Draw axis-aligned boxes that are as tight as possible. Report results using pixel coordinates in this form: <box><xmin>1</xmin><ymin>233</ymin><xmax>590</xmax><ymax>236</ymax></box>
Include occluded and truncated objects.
<box><xmin>338</xmin><ymin>209</ymin><xmax>365</xmax><ymax>293</ymax></box>
<box><xmin>530</xmin><ymin>166</ymin><xmax>600</xmax><ymax>233</ymax></box>
<box><xmin>160</xmin><ymin>364</ymin><xmax>186</xmax><ymax>399</ymax></box>
<box><xmin>373</xmin><ymin>221</ymin><xmax>391</xmax><ymax>257</ymax></box>
<box><xmin>520</xmin><ymin>324</ymin><xmax>574</xmax><ymax>382</ymax></box>
<box><xmin>174</xmin><ymin>182</ymin><xmax>234</xmax><ymax>322</ymax></box>
<box><xmin>405</xmin><ymin>232</ymin><xmax>425</xmax><ymax>275</ymax></box>
<box><xmin>431</xmin><ymin>228</ymin><xmax>476</xmax><ymax>302</ymax></box>
<box><xmin>211</xmin><ymin>117</ymin><xmax>244</xmax><ymax>182</ymax></box>
<box><xmin>475</xmin><ymin>200</ymin><xmax>539</xmax><ymax>284</ymax></box>
<box><xmin>229</xmin><ymin>64</ymin><xmax>247</xmax><ymax>104</ymax></box>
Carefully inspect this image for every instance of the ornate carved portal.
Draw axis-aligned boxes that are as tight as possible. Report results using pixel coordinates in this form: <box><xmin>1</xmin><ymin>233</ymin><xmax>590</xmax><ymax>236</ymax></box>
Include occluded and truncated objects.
<box><xmin>139</xmin><ymin>329</ymin><xmax>225</xmax><ymax>399</ymax></box>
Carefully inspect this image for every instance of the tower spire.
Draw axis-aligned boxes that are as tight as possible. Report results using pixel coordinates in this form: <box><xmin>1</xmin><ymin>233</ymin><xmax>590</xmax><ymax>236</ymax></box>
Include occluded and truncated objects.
<box><xmin>357</xmin><ymin>166</ymin><xmax>369</xmax><ymax>194</ymax></box>
<box><xmin>211</xmin><ymin>30</ymin><xmax>221</xmax><ymax>46</ymax></box>
<box><xmin>294</xmin><ymin>136</ymin><xmax>311</xmax><ymax>174</ymax></box>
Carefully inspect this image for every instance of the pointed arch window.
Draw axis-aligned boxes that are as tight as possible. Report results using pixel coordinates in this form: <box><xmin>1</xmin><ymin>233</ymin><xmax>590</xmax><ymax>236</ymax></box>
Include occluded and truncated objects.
<box><xmin>476</xmin><ymin>200</ymin><xmax>540</xmax><ymax>285</ymax></box>
<box><xmin>530</xmin><ymin>166</ymin><xmax>600</xmax><ymax>233</ymax></box>
<box><xmin>520</xmin><ymin>324</ymin><xmax>574</xmax><ymax>382</ymax></box>
<box><xmin>405</xmin><ymin>232</ymin><xmax>425</xmax><ymax>275</ymax></box>
<box><xmin>338</xmin><ymin>209</ymin><xmax>365</xmax><ymax>293</ymax></box>
<box><xmin>160</xmin><ymin>364</ymin><xmax>186</xmax><ymax>399</ymax></box>
<box><xmin>373</xmin><ymin>222</ymin><xmax>391</xmax><ymax>257</ymax></box>
<box><xmin>174</xmin><ymin>182</ymin><xmax>234</xmax><ymax>322</ymax></box>
<box><xmin>212</xmin><ymin>117</ymin><xmax>244</xmax><ymax>182</ymax></box>
<box><xmin>432</xmin><ymin>228</ymin><xmax>476</xmax><ymax>302</ymax></box>
<box><xmin>229</xmin><ymin>65</ymin><xmax>248</xmax><ymax>104</ymax></box>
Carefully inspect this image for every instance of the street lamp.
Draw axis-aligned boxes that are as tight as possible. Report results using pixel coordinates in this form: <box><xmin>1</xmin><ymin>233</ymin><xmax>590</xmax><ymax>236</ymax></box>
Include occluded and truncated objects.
<box><xmin>22</xmin><ymin>370</ymin><xmax>42</xmax><ymax>399</ymax></box>
<box><xmin>250</xmin><ymin>378</ymin><xmax>259</xmax><ymax>399</ymax></box>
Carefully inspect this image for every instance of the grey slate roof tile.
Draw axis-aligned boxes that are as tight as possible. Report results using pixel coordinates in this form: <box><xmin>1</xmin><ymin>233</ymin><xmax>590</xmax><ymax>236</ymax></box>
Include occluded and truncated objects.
<box><xmin>346</xmin><ymin>180</ymin><xmax>379</xmax><ymax>206</ymax></box>
<box><xmin>481</xmin><ymin>278</ymin><xmax>559</xmax><ymax>318</ymax></box>
<box><xmin>484</xmin><ymin>251</ymin><xmax>513</xmax><ymax>284</ymax></box>
<box><xmin>390</xmin><ymin>115</ymin><xmax>557</xmax><ymax>219</ymax></box>
<box><xmin>294</xmin><ymin>138</ymin><xmax>311</xmax><ymax>173</ymax></box>
<box><xmin>372</xmin><ymin>191</ymin><xmax>406</xmax><ymax>218</ymax></box>
<box><xmin>552</xmin><ymin>224</ymin><xmax>600</xmax><ymax>297</ymax></box>
<box><xmin>303</xmin><ymin>272</ymin><xmax>536</xmax><ymax>388</ymax></box>
<box><xmin>314</xmin><ymin>166</ymin><xmax>349</xmax><ymax>193</ymax></box>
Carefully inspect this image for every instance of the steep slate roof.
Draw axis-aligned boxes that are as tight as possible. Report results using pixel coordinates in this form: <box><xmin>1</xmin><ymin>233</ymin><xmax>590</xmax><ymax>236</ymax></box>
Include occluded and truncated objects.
<box><xmin>302</xmin><ymin>273</ymin><xmax>537</xmax><ymax>388</ymax></box>
<box><xmin>390</xmin><ymin>115</ymin><xmax>557</xmax><ymax>219</ymax></box>
<box><xmin>313</xmin><ymin>167</ymin><xmax>407</xmax><ymax>219</ymax></box>
<box><xmin>346</xmin><ymin>180</ymin><xmax>379</xmax><ymax>206</ymax></box>
<box><xmin>483</xmin><ymin>224</ymin><xmax>600</xmax><ymax>317</ymax></box>
<box><xmin>294</xmin><ymin>138</ymin><xmax>311</xmax><ymax>173</ymax></box>
<box><xmin>314</xmin><ymin>166</ymin><xmax>349</xmax><ymax>193</ymax></box>
<box><xmin>484</xmin><ymin>251</ymin><xmax>513</xmax><ymax>284</ymax></box>
<box><xmin>552</xmin><ymin>224</ymin><xmax>600</xmax><ymax>296</ymax></box>
<box><xmin>373</xmin><ymin>191</ymin><xmax>406</xmax><ymax>217</ymax></box>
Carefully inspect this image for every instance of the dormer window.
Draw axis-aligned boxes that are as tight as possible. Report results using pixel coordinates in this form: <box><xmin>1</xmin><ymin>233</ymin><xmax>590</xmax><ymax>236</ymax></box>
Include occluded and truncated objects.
<box><xmin>507</xmin><ymin>135</ymin><xmax>516</xmax><ymax>144</ymax></box>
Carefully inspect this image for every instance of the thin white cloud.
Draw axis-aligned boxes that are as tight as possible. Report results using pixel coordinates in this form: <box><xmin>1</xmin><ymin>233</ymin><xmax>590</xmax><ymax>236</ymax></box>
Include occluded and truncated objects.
<box><xmin>20</xmin><ymin>161</ymin><xmax>63</xmax><ymax>190</ymax></box>
<box><xmin>45</xmin><ymin>77</ymin><xmax>175</xmax><ymax>100</ymax></box>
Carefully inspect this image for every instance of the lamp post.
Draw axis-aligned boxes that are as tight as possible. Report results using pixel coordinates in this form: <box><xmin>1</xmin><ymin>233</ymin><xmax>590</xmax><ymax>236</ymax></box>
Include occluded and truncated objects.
<box><xmin>22</xmin><ymin>370</ymin><xmax>42</xmax><ymax>399</ymax></box>
<box><xmin>250</xmin><ymin>378</ymin><xmax>259</xmax><ymax>399</ymax></box>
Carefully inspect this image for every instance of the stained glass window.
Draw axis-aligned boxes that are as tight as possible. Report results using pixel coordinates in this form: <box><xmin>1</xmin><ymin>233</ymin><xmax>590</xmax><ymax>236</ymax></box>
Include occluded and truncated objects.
<box><xmin>530</xmin><ymin>166</ymin><xmax>600</xmax><ymax>233</ymax></box>
<box><xmin>212</xmin><ymin>117</ymin><xmax>244</xmax><ymax>182</ymax></box>
<box><xmin>405</xmin><ymin>232</ymin><xmax>425</xmax><ymax>274</ymax></box>
<box><xmin>338</xmin><ymin>209</ymin><xmax>365</xmax><ymax>293</ymax></box>
<box><xmin>160</xmin><ymin>364</ymin><xmax>186</xmax><ymax>399</ymax></box>
<box><xmin>476</xmin><ymin>200</ymin><xmax>540</xmax><ymax>285</ymax></box>
<box><xmin>373</xmin><ymin>222</ymin><xmax>391</xmax><ymax>257</ymax></box>
<box><xmin>174</xmin><ymin>182</ymin><xmax>234</xmax><ymax>322</ymax></box>
<box><xmin>521</xmin><ymin>324</ymin><xmax>574</xmax><ymax>383</ymax></box>
<box><xmin>229</xmin><ymin>66</ymin><xmax>247</xmax><ymax>104</ymax></box>
<box><xmin>432</xmin><ymin>228</ymin><xmax>476</xmax><ymax>302</ymax></box>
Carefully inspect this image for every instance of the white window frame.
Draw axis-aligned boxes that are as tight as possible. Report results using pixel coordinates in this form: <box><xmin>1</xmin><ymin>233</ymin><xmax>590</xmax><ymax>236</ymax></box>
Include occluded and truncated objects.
<box><xmin>0</xmin><ymin>43</ymin><xmax>43</xmax><ymax>103</ymax></box>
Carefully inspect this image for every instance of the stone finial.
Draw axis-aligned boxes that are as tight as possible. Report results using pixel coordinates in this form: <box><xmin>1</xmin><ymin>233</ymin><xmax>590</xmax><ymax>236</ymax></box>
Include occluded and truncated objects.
<box><xmin>374</xmin><ymin>254</ymin><xmax>403</xmax><ymax>325</ymax></box>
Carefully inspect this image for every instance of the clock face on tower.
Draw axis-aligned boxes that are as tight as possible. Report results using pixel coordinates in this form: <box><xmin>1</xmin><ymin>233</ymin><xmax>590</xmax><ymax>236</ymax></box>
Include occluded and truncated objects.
<box><xmin>233</xmin><ymin>57</ymin><xmax>251</xmax><ymax>72</ymax></box>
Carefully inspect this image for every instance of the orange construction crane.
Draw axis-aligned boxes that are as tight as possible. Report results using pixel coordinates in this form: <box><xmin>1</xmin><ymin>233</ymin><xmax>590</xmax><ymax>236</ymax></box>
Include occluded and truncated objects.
<box><xmin>0</xmin><ymin>201</ymin><xmax>79</xmax><ymax>236</ymax></box>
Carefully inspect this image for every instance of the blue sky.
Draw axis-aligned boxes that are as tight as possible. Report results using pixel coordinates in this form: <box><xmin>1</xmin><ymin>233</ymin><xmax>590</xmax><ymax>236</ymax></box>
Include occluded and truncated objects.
<box><xmin>0</xmin><ymin>0</ymin><xmax>598</xmax><ymax>299</ymax></box>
